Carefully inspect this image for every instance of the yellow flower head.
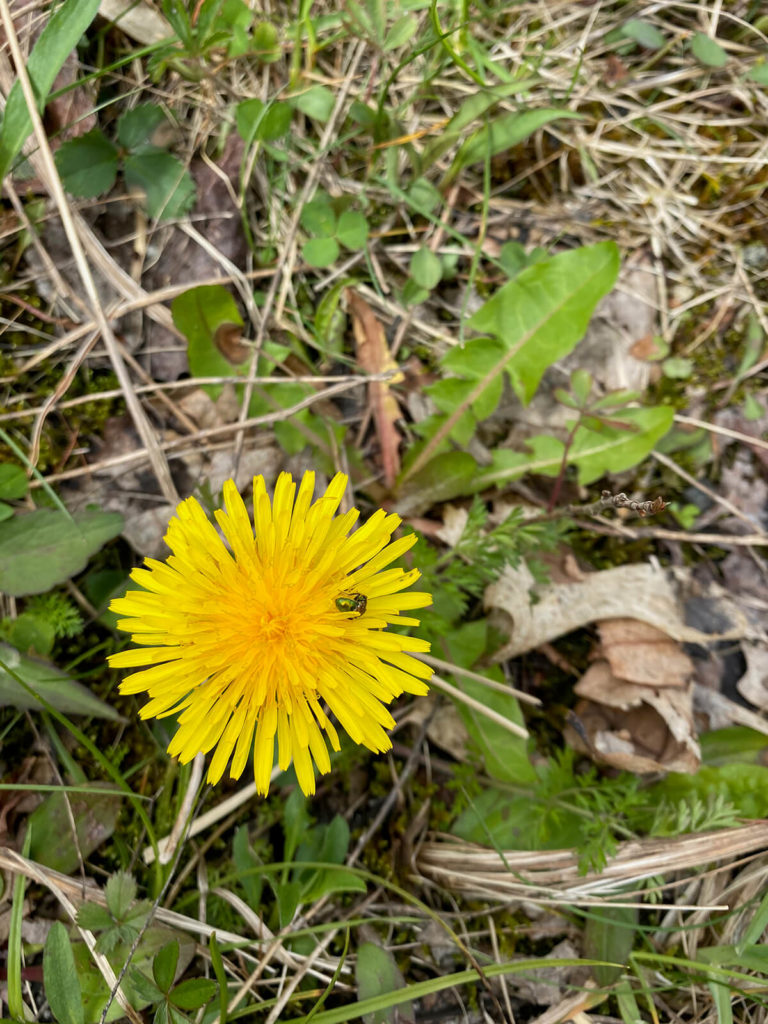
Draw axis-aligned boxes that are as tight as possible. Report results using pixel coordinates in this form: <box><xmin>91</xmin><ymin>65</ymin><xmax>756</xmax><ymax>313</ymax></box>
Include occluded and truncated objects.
<box><xmin>109</xmin><ymin>472</ymin><xmax>432</xmax><ymax>796</ymax></box>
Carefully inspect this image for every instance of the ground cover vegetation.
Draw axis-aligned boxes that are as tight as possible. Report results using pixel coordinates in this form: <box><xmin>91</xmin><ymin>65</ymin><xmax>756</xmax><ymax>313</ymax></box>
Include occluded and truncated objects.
<box><xmin>1</xmin><ymin>0</ymin><xmax>768</xmax><ymax>1021</ymax></box>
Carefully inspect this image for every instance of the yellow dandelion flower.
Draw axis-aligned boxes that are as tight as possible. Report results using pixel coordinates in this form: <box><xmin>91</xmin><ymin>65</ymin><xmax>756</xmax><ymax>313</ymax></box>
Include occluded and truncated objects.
<box><xmin>108</xmin><ymin>472</ymin><xmax>432</xmax><ymax>796</ymax></box>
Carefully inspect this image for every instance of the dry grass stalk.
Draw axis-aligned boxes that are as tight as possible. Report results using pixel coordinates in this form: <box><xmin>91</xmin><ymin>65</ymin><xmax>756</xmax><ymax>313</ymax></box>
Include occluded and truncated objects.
<box><xmin>417</xmin><ymin>822</ymin><xmax>768</xmax><ymax>909</ymax></box>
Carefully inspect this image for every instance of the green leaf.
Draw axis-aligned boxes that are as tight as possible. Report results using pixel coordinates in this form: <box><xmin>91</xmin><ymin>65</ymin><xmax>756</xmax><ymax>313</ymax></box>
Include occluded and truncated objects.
<box><xmin>153</xmin><ymin>942</ymin><xmax>179</xmax><ymax>994</ymax></box>
<box><xmin>383</xmin><ymin>13</ymin><xmax>418</xmax><ymax>50</ymax></box>
<box><xmin>220</xmin><ymin>0</ymin><xmax>252</xmax><ymax>30</ymax></box>
<box><xmin>420</xmin><ymin>80</ymin><xmax>538</xmax><ymax>171</ymax></box>
<box><xmin>452</xmin><ymin>785</ymin><xmax>585</xmax><ymax>850</ymax></box>
<box><xmin>314</xmin><ymin>278</ymin><xmax>350</xmax><ymax>353</ymax></box>
<box><xmin>252</xmin><ymin>21</ymin><xmax>281</xmax><ymax>62</ymax></box>
<box><xmin>570</xmin><ymin>368</ymin><xmax>592</xmax><ymax>404</ymax></box>
<box><xmin>76</xmin><ymin>903</ymin><xmax>115</xmax><ymax>932</ymax></box>
<box><xmin>650</xmin><ymin>764</ymin><xmax>768</xmax><ymax>820</ymax></box>
<box><xmin>54</xmin><ymin>131</ymin><xmax>119</xmax><ymax>198</ymax></box>
<box><xmin>690</xmin><ymin>32</ymin><xmax>728</xmax><ymax>68</ymax></box>
<box><xmin>235</xmin><ymin>98</ymin><xmax>292</xmax><ymax>142</ymax></box>
<box><xmin>446</xmin><ymin>622</ymin><xmax>535</xmax><ymax>785</ymax></box>
<box><xmin>169</xmin><ymin>978</ymin><xmax>217</xmax><ymax>1011</ymax></box>
<box><xmin>292</xmin><ymin>85</ymin><xmax>335</xmax><ymax>122</ymax></box>
<box><xmin>301</xmin><ymin>199</ymin><xmax>336</xmax><ymax>237</ymax></box>
<box><xmin>0</xmin><ymin>508</ymin><xmax>123</xmax><ymax>596</ymax></box>
<box><xmin>468</xmin><ymin>241</ymin><xmax>621</xmax><ymax>403</ymax></box>
<box><xmin>447</xmin><ymin>108</ymin><xmax>582</xmax><ymax>183</ymax></box>
<box><xmin>283</xmin><ymin>788</ymin><xmax>311</xmax><ymax>865</ymax></box>
<box><xmin>406</xmin><ymin>176</ymin><xmax>442</xmax><ymax>214</ymax></box>
<box><xmin>335</xmin><ymin>210</ymin><xmax>368</xmax><ymax>250</ymax></box>
<box><xmin>0</xmin><ymin>643</ymin><xmax>119</xmax><ymax>718</ymax></box>
<box><xmin>620</xmin><ymin>19</ymin><xmax>665</xmax><ymax>49</ymax></box>
<box><xmin>0</xmin><ymin>464</ymin><xmax>28</xmax><ymax>500</ymax></box>
<box><xmin>401</xmin><ymin>278</ymin><xmax>429</xmax><ymax>306</ymax></box>
<box><xmin>747</xmin><ymin>62</ymin><xmax>768</xmax><ymax>86</ymax></box>
<box><xmin>44</xmin><ymin>922</ymin><xmax>84</xmax><ymax>1024</ymax></box>
<box><xmin>0</xmin><ymin>502</ymin><xmax>12</xmax><ymax>523</ymax></box>
<box><xmin>567</xmin><ymin>406</ymin><xmax>674</xmax><ymax>484</ymax></box>
<box><xmin>232</xmin><ymin>825</ymin><xmax>263</xmax><ymax>909</ymax></box>
<box><xmin>104</xmin><ymin>871</ymin><xmax>137</xmax><ymax>919</ymax></box>
<box><xmin>117</xmin><ymin>104</ymin><xmax>167</xmax><ymax>150</ymax></box>
<box><xmin>29</xmin><ymin>785</ymin><xmax>122</xmax><ymax>873</ymax></box>
<box><xmin>0</xmin><ymin>0</ymin><xmax>102</xmax><ymax>183</ymax></box>
<box><xmin>171</xmin><ymin>284</ymin><xmax>247</xmax><ymax>398</ymax></box>
<box><xmin>410</xmin><ymin>246</ymin><xmax>442</xmax><ymax>290</ymax></box>
<box><xmin>743</xmin><ymin>393</ymin><xmax>764</xmax><ymax>420</ymax></box>
<box><xmin>303</xmin><ymin>236</ymin><xmax>339</xmax><ymax>267</ymax></box>
<box><xmin>499</xmin><ymin>241</ymin><xmax>528</xmax><ymax>278</ymax></box>
<box><xmin>6</xmin><ymin>611</ymin><xmax>55</xmax><ymax>656</ymax></box>
<box><xmin>584</xmin><ymin>905</ymin><xmax>638</xmax><ymax>985</ymax></box>
<box><xmin>356</xmin><ymin>942</ymin><xmax>414</xmax><ymax>1024</ymax></box>
<box><xmin>662</xmin><ymin>355</ymin><xmax>693</xmax><ymax>379</ymax></box>
<box><xmin>395</xmin><ymin>451</ymin><xmax>479</xmax><ymax>515</ymax></box>
<box><xmin>124</xmin><ymin>150</ymin><xmax>196</xmax><ymax>220</ymax></box>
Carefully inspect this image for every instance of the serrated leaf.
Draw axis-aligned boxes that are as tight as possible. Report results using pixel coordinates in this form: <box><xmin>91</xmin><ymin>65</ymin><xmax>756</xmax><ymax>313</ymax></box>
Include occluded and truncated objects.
<box><xmin>303</xmin><ymin>236</ymin><xmax>339</xmax><ymax>267</ymax></box>
<box><xmin>0</xmin><ymin>464</ymin><xmax>27</xmax><ymax>500</ymax></box>
<box><xmin>691</xmin><ymin>32</ymin><xmax>728</xmax><ymax>68</ymax></box>
<box><xmin>336</xmin><ymin>210</ymin><xmax>368</xmax><ymax>250</ymax></box>
<box><xmin>447</xmin><ymin>108</ymin><xmax>582</xmax><ymax>183</ymax></box>
<box><xmin>621</xmin><ymin>18</ymin><xmax>665</xmax><ymax>49</ymax></box>
<box><xmin>0</xmin><ymin>0</ymin><xmax>102</xmax><ymax>182</ymax></box>
<box><xmin>124</xmin><ymin>150</ymin><xmax>196</xmax><ymax>220</ymax></box>
<box><xmin>410</xmin><ymin>246</ymin><xmax>442</xmax><ymax>290</ymax></box>
<box><xmin>468</xmin><ymin>409</ymin><xmax>671</xmax><ymax>492</ymax></box>
<box><xmin>54</xmin><ymin>131</ymin><xmax>119</xmax><ymax>198</ymax></box>
<box><xmin>44</xmin><ymin>923</ymin><xmax>84</xmax><ymax>1024</ymax></box>
<box><xmin>467</xmin><ymin>241</ymin><xmax>620</xmax><ymax>403</ymax></box>
<box><xmin>292</xmin><ymin>85</ymin><xmax>335</xmax><ymax>122</ymax></box>
<box><xmin>117</xmin><ymin>104</ymin><xmax>167</xmax><ymax>150</ymax></box>
<box><xmin>0</xmin><ymin>508</ymin><xmax>123</xmax><ymax>596</ymax></box>
<box><xmin>171</xmin><ymin>284</ymin><xmax>247</xmax><ymax>398</ymax></box>
<box><xmin>104</xmin><ymin>871</ymin><xmax>137</xmax><ymax>919</ymax></box>
<box><xmin>569</xmin><ymin>405</ymin><xmax>674</xmax><ymax>484</ymax></box>
<box><xmin>0</xmin><ymin>643</ymin><xmax>119</xmax><ymax>719</ymax></box>
<box><xmin>76</xmin><ymin>904</ymin><xmax>114</xmax><ymax>932</ymax></box>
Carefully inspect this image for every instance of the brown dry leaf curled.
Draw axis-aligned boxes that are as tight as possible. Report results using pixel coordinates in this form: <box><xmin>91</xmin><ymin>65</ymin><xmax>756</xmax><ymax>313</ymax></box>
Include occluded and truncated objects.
<box><xmin>598</xmin><ymin>619</ymin><xmax>694</xmax><ymax>688</ymax></box>
<box><xmin>346</xmin><ymin>289</ymin><xmax>403</xmax><ymax>488</ymax></box>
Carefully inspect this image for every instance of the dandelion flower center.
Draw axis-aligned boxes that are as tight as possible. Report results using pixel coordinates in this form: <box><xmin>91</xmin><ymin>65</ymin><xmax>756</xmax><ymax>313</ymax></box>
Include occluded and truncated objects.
<box><xmin>108</xmin><ymin>471</ymin><xmax>432</xmax><ymax>796</ymax></box>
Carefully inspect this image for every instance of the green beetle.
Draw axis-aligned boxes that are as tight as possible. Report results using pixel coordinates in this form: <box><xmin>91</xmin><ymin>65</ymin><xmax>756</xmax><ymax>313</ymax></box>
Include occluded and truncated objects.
<box><xmin>335</xmin><ymin>592</ymin><xmax>367</xmax><ymax>615</ymax></box>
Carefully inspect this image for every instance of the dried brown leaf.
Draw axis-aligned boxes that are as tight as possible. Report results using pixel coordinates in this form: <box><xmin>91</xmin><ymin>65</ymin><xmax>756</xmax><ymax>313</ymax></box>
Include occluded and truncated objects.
<box><xmin>346</xmin><ymin>289</ymin><xmax>403</xmax><ymax>487</ymax></box>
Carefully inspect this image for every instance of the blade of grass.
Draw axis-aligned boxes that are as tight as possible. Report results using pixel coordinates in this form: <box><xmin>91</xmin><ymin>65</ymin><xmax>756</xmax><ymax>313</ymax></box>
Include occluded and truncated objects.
<box><xmin>0</xmin><ymin>0</ymin><xmax>102</xmax><ymax>182</ymax></box>
<box><xmin>7</xmin><ymin>828</ymin><xmax>31</xmax><ymax>1021</ymax></box>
